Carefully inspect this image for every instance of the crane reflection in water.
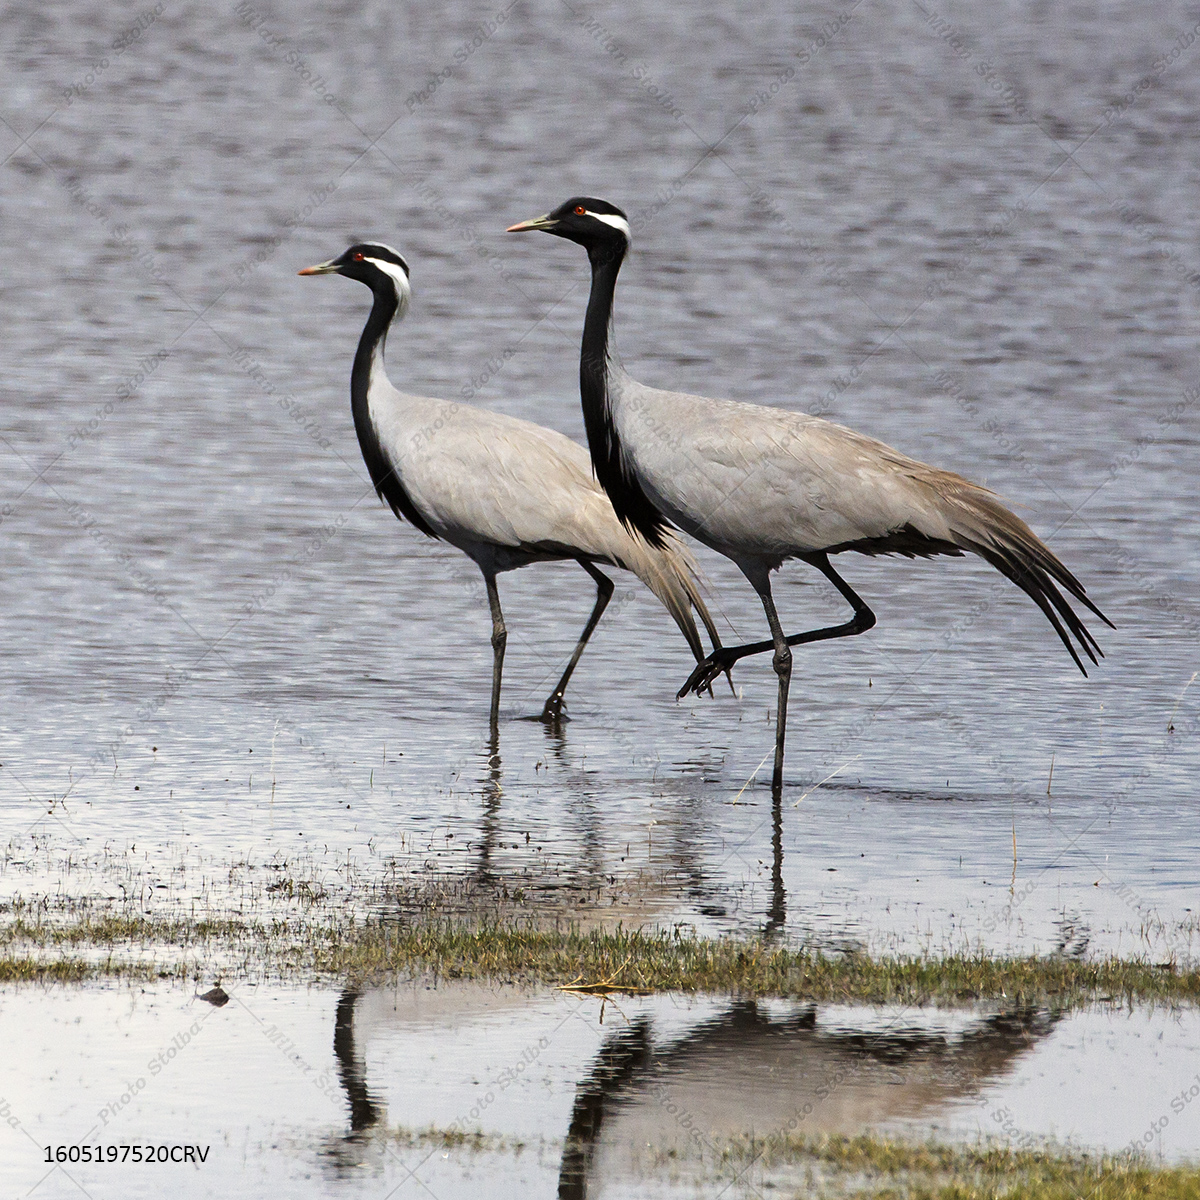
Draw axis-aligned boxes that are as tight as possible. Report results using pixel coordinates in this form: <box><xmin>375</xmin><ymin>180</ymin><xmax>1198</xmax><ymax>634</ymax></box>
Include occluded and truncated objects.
<box><xmin>321</xmin><ymin>983</ymin><xmax>1058</xmax><ymax>1195</ymax></box>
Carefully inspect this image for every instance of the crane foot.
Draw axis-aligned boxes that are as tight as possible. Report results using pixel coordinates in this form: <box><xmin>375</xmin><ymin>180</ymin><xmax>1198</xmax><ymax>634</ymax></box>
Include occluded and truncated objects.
<box><xmin>678</xmin><ymin>648</ymin><xmax>739</xmax><ymax>698</ymax></box>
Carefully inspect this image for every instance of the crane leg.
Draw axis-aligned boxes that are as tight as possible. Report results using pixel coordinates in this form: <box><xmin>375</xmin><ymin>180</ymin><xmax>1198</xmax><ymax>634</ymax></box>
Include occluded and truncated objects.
<box><xmin>540</xmin><ymin>562</ymin><xmax>614</xmax><ymax>723</ymax></box>
<box><xmin>676</xmin><ymin>553</ymin><xmax>876</xmax><ymax>699</ymax></box>
<box><xmin>757</xmin><ymin>580</ymin><xmax>793</xmax><ymax>795</ymax></box>
<box><xmin>484</xmin><ymin>571</ymin><xmax>507</xmax><ymax>732</ymax></box>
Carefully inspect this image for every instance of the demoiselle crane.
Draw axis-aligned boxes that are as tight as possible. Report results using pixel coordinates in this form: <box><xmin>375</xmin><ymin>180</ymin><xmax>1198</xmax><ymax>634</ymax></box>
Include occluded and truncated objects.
<box><xmin>507</xmin><ymin>199</ymin><xmax>1111</xmax><ymax>790</ymax></box>
<box><xmin>299</xmin><ymin>242</ymin><xmax>722</xmax><ymax>727</ymax></box>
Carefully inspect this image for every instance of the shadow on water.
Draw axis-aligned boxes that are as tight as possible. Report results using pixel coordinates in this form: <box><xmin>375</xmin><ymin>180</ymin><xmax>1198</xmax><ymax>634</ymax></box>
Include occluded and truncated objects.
<box><xmin>558</xmin><ymin>1019</ymin><xmax>654</xmax><ymax>1199</ymax></box>
<box><xmin>554</xmin><ymin>1003</ymin><xmax>1059</xmax><ymax>1198</ymax></box>
<box><xmin>474</xmin><ymin>725</ymin><xmax>609</xmax><ymax>898</ymax></box>
<box><xmin>321</xmin><ymin>988</ymin><xmax>386</xmax><ymax>1171</ymax></box>
<box><xmin>474</xmin><ymin>730</ymin><xmax>505</xmax><ymax>888</ymax></box>
<box><xmin>766</xmin><ymin>790</ymin><xmax>786</xmax><ymax>937</ymax></box>
<box><xmin>369</xmin><ymin>723</ymin><xmax>790</xmax><ymax>934</ymax></box>
<box><xmin>321</xmin><ymin>985</ymin><xmax>1058</xmax><ymax>1194</ymax></box>
<box><xmin>466</xmin><ymin>726</ymin><xmax>790</xmax><ymax>937</ymax></box>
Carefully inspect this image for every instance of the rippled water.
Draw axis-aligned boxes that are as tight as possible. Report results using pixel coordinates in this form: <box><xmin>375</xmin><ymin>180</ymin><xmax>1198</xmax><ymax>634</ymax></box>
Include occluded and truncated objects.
<box><xmin>3</xmin><ymin>4</ymin><xmax>1199</xmax><ymax>951</ymax></box>
<box><xmin>3</xmin><ymin>981</ymin><xmax>1199</xmax><ymax>1198</ymax></box>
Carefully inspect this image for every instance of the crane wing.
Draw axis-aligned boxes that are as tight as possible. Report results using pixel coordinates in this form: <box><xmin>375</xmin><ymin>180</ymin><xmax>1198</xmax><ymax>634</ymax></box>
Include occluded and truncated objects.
<box><xmin>370</xmin><ymin>386</ymin><xmax>714</xmax><ymax>660</ymax></box>
<box><xmin>610</xmin><ymin>375</ymin><xmax>1109</xmax><ymax>673</ymax></box>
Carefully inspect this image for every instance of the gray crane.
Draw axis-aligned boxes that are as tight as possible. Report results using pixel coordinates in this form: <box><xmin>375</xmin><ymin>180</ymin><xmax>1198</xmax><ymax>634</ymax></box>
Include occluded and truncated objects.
<box><xmin>299</xmin><ymin>242</ymin><xmax>722</xmax><ymax>728</ymax></box>
<box><xmin>508</xmin><ymin>199</ymin><xmax>1110</xmax><ymax>790</ymax></box>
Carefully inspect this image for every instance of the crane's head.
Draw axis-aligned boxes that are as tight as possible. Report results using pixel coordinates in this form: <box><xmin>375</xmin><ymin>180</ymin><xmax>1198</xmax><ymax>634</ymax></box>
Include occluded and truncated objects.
<box><xmin>506</xmin><ymin>198</ymin><xmax>630</xmax><ymax>251</ymax></box>
<box><xmin>299</xmin><ymin>242</ymin><xmax>411</xmax><ymax>313</ymax></box>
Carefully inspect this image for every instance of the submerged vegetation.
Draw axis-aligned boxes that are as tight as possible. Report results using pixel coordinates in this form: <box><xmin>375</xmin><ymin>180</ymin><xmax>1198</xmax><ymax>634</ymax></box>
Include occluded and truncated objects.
<box><xmin>708</xmin><ymin>1132</ymin><xmax>1200</xmax><ymax>1199</ymax></box>
<box><xmin>329</xmin><ymin>1125</ymin><xmax>1200</xmax><ymax>1197</ymax></box>
<box><xmin>1</xmin><ymin>913</ymin><xmax>1198</xmax><ymax>1004</ymax></box>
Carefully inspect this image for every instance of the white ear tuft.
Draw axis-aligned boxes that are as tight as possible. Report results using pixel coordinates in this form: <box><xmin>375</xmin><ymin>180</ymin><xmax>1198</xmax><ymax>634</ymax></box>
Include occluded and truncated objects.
<box><xmin>367</xmin><ymin>257</ymin><xmax>412</xmax><ymax>314</ymax></box>
<box><xmin>590</xmin><ymin>212</ymin><xmax>631</xmax><ymax>240</ymax></box>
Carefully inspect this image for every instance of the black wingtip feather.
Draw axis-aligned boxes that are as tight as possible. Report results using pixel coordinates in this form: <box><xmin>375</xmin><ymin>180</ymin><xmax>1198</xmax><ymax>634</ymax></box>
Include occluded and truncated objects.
<box><xmin>973</xmin><ymin>542</ymin><xmax>1100</xmax><ymax>676</ymax></box>
<box><xmin>1018</xmin><ymin>539</ymin><xmax>1113</xmax><ymax>631</ymax></box>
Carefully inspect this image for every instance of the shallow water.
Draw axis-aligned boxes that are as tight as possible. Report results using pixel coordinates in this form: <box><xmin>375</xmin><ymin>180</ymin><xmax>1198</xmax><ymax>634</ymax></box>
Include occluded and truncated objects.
<box><xmin>3</xmin><ymin>4</ymin><xmax>1200</xmax><ymax>952</ymax></box>
<box><xmin>5</xmin><ymin>12</ymin><xmax>1200</xmax><ymax>1193</ymax></box>
<box><xmin>3</xmin><ymin>981</ymin><xmax>1199</xmax><ymax>1199</ymax></box>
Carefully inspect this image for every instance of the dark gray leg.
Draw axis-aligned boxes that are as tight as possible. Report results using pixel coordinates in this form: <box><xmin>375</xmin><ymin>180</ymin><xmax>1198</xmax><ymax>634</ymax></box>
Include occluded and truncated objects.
<box><xmin>677</xmin><ymin>553</ymin><xmax>876</xmax><ymax>697</ymax></box>
<box><xmin>541</xmin><ymin>561</ymin><xmax>614</xmax><ymax>723</ymax></box>
<box><xmin>484</xmin><ymin>571</ymin><xmax>506</xmax><ymax>732</ymax></box>
<box><xmin>755</xmin><ymin>578</ymin><xmax>792</xmax><ymax>795</ymax></box>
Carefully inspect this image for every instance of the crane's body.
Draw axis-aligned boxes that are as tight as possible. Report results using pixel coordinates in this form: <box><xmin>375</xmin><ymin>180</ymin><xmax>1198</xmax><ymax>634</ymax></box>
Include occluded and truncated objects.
<box><xmin>300</xmin><ymin>242</ymin><xmax>720</xmax><ymax>726</ymax></box>
<box><xmin>509</xmin><ymin>199</ymin><xmax>1110</xmax><ymax>790</ymax></box>
<box><xmin>608</xmin><ymin>368</ymin><xmax>985</xmax><ymax>562</ymax></box>
<box><xmin>367</xmin><ymin>376</ymin><xmax>680</xmax><ymax>576</ymax></box>
<box><xmin>606</xmin><ymin>366</ymin><xmax>1090</xmax><ymax>597</ymax></box>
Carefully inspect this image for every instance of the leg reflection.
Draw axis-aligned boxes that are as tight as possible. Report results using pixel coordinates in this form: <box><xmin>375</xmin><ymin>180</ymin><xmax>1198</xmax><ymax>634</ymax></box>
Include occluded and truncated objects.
<box><xmin>333</xmin><ymin>989</ymin><xmax>382</xmax><ymax>1133</ymax></box>
<box><xmin>321</xmin><ymin>988</ymin><xmax>385</xmax><ymax>1173</ymax></box>
<box><xmin>765</xmin><ymin>788</ymin><xmax>786</xmax><ymax>937</ymax></box>
<box><xmin>475</xmin><ymin>731</ymin><xmax>503</xmax><ymax>887</ymax></box>
<box><xmin>558</xmin><ymin>1019</ymin><xmax>652</xmax><ymax>1199</ymax></box>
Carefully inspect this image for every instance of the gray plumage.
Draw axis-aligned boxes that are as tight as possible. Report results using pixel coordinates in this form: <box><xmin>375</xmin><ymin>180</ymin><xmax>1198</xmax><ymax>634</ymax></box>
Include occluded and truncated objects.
<box><xmin>300</xmin><ymin>242</ymin><xmax>720</xmax><ymax>726</ymax></box>
<box><xmin>609</xmin><ymin>366</ymin><xmax>1104</xmax><ymax>669</ymax></box>
<box><xmin>509</xmin><ymin>198</ymin><xmax>1111</xmax><ymax>789</ymax></box>
<box><xmin>375</xmin><ymin>383</ymin><xmax>720</xmax><ymax>663</ymax></box>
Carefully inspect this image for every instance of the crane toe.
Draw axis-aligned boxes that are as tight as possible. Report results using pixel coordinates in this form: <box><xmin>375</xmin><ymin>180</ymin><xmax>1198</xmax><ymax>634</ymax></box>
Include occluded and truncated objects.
<box><xmin>678</xmin><ymin>648</ymin><xmax>740</xmax><ymax>698</ymax></box>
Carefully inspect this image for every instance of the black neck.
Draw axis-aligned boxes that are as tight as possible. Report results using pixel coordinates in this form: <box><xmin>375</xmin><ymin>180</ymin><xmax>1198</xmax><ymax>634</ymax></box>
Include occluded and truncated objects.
<box><xmin>580</xmin><ymin>241</ymin><xmax>671</xmax><ymax>548</ymax></box>
<box><xmin>349</xmin><ymin>281</ymin><xmax>437</xmax><ymax>538</ymax></box>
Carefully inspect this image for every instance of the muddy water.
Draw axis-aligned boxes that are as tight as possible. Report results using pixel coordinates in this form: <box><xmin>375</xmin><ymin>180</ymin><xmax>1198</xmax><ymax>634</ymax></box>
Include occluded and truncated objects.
<box><xmin>2</xmin><ymin>981</ymin><xmax>1198</xmax><ymax>1198</ymax></box>
<box><xmin>3</xmin><ymin>5</ymin><xmax>1199</xmax><ymax>952</ymax></box>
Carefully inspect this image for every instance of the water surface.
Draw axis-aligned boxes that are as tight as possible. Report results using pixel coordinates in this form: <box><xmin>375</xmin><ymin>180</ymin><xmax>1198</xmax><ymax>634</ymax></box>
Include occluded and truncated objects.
<box><xmin>3</xmin><ymin>981</ymin><xmax>1199</xmax><ymax>1199</ymax></box>
<box><xmin>2</xmin><ymin>2</ymin><xmax>1198</xmax><ymax>951</ymax></box>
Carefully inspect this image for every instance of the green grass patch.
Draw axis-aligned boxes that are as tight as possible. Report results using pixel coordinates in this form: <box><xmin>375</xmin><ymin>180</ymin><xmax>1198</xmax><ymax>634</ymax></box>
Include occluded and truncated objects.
<box><xmin>310</xmin><ymin>1123</ymin><xmax>1200</xmax><ymax>1196</ymax></box>
<box><xmin>0</xmin><ymin>915</ymin><xmax>1197</xmax><ymax>1004</ymax></box>
<box><xmin>710</xmin><ymin>1132</ymin><xmax>1200</xmax><ymax>1198</ymax></box>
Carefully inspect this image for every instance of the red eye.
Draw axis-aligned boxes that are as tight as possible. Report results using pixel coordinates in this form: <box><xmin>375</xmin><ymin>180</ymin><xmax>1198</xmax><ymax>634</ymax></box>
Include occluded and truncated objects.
<box><xmin>353</xmin><ymin>252</ymin><xmax>365</xmax><ymax>261</ymax></box>
<box><xmin>574</xmin><ymin>205</ymin><xmax>586</xmax><ymax>215</ymax></box>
